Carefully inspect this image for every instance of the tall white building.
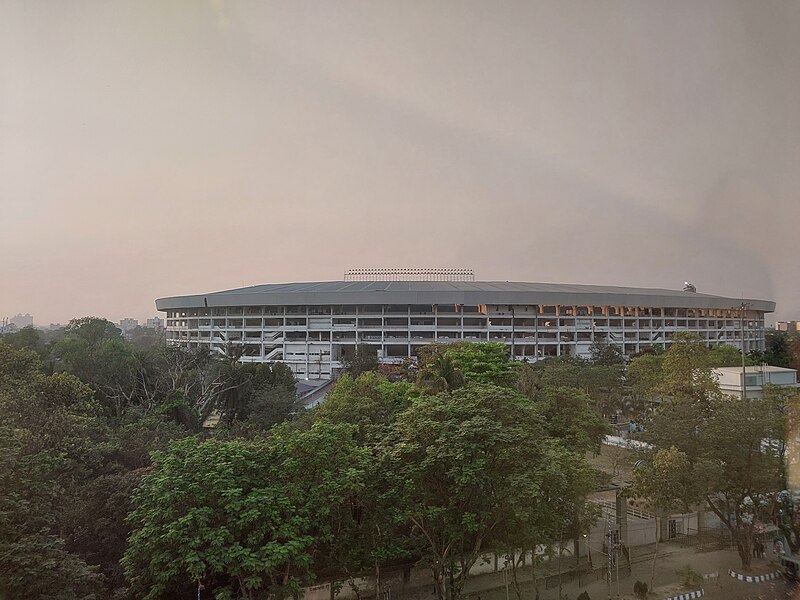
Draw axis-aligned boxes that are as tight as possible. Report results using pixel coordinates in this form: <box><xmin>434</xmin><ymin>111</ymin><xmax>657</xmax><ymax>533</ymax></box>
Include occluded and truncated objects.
<box><xmin>156</xmin><ymin>279</ymin><xmax>774</xmax><ymax>380</ymax></box>
<box><xmin>144</xmin><ymin>317</ymin><xmax>165</xmax><ymax>330</ymax></box>
<box><xmin>119</xmin><ymin>318</ymin><xmax>138</xmax><ymax>333</ymax></box>
<box><xmin>10</xmin><ymin>313</ymin><xmax>33</xmax><ymax>328</ymax></box>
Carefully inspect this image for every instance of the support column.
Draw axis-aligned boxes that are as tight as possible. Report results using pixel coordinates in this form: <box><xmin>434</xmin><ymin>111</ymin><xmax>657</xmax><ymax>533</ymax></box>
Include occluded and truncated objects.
<box><xmin>615</xmin><ymin>490</ymin><xmax>628</xmax><ymax>547</ymax></box>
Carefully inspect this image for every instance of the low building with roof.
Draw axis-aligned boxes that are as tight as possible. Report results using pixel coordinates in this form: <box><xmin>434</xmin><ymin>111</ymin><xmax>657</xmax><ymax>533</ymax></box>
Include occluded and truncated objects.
<box><xmin>714</xmin><ymin>365</ymin><xmax>799</xmax><ymax>399</ymax></box>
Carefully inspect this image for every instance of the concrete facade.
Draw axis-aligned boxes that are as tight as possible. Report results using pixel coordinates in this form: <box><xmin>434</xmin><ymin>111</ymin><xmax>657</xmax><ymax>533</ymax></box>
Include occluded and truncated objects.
<box><xmin>713</xmin><ymin>365</ymin><xmax>799</xmax><ymax>399</ymax></box>
<box><xmin>156</xmin><ymin>280</ymin><xmax>774</xmax><ymax>380</ymax></box>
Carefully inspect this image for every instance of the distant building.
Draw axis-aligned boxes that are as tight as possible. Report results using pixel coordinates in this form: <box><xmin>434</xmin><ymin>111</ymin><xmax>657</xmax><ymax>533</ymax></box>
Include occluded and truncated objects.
<box><xmin>775</xmin><ymin>321</ymin><xmax>800</xmax><ymax>332</ymax></box>
<box><xmin>144</xmin><ymin>317</ymin><xmax>164</xmax><ymax>330</ymax></box>
<box><xmin>714</xmin><ymin>365</ymin><xmax>800</xmax><ymax>399</ymax></box>
<box><xmin>119</xmin><ymin>318</ymin><xmax>139</xmax><ymax>333</ymax></box>
<box><xmin>10</xmin><ymin>313</ymin><xmax>33</xmax><ymax>328</ymax></box>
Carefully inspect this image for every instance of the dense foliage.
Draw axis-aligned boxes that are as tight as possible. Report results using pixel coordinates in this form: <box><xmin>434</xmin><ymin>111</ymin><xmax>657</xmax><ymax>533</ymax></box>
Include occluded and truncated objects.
<box><xmin>3</xmin><ymin>322</ymin><xmax>795</xmax><ymax>598</ymax></box>
<box><xmin>633</xmin><ymin>333</ymin><xmax>792</xmax><ymax>569</ymax></box>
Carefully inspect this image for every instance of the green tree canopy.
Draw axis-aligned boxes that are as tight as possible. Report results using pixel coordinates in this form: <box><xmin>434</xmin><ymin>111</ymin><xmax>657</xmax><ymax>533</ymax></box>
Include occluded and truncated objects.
<box><xmin>644</xmin><ymin>394</ymin><xmax>784</xmax><ymax>569</ymax></box>
<box><xmin>314</xmin><ymin>371</ymin><xmax>412</xmax><ymax>445</ymax></box>
<box><xmin>708</xmin><ymin>344</ymin><xmax>748</xmax><ymax>367</ymax></box>
<box><xmin>658</xmin><ymin>333</ymin><xmax>719</xmax><ymax>400</ymax></box>
<box><xmin>124</xmin><ymin>422</ymin><xmax>370</xmax><ymax>600</ymax></box>
<box><xmin>528</xmin><ymin>385</ymin><xmax>611</xmax><ymax>453</ymax></box>
<box><xmin>377</xmin><ymin>382</ymin><xmax>589</xmax><ymax>600</ymax></box>
<box><xmin>344</xmin><ymin>343</ymin><xmax>379</xmax><ymax>377</ymax></box>
<box><xmin>0</xmin><ymin>428</ymin><xmax>101</xmax><ymax>600</ymax></box>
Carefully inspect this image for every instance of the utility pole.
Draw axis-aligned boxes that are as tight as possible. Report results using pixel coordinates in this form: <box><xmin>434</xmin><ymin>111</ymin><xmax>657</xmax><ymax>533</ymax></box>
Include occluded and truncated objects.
<box><xmin>737</xmin><ymin>302</ymin><xmax>752</xmax><ymax>401</ymax></box>
<box><xmin>606</xmin><ymin>517</ymin><xmax>613</xmax><ymax>600</ymax></box>
<box><xmin>616</xmin><ymin>538</ymin><xmax>621</xmax><ymax>598</ymax></box>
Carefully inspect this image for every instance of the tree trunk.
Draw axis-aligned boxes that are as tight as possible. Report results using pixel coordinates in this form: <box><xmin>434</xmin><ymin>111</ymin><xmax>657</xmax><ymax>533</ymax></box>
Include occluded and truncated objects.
<box><xmin>649</xmin><ymin>515</ymin><xmax>660</xmax><ymax>592</ymax></box>
<box><xmin>431</xmin><ymin>564</ymin><xmax>444</xmax><ymax>600</ymax></box>
<box><xmin>509</xmin><ymin>553</ymin><xmax>524</xmax><ymax>600</ymax></box>
<box><xmin>736</xmin><ymin>529</ymin><xmax>753</xmax><ymax>570</ymax></box>
<box><xmin>530</xmin><ymin>551</ymin><xmax>540</xmax><ymax>600</ymax></box>
<box><xmin>558</xmin><ymin>532</ymin><xmax>563</xmax><ymax>598</ymax></box>
<box><xmin>374</xmin><ymin>560</ymin><xmax>381</xmax><ymax>600</ymax></box>
<box><xmin>448</xmin><ymin>560</ymin><xmax>456</xmax><ymax>600</ymax></box>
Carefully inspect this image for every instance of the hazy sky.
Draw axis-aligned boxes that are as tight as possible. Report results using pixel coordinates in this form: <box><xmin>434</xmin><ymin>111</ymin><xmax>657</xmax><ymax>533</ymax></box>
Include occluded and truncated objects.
<box><xmin>2</xmin><ymin>0</ymin><xmax>798</xmax><ymax>325</ymax></box>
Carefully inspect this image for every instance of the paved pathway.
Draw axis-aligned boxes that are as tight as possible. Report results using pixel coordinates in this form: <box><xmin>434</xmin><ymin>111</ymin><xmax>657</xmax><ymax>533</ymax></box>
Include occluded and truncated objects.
<box><xmin>397</xmin><ymin>542</ymin><xmax>798</xmax><ymax>600</ymax></box>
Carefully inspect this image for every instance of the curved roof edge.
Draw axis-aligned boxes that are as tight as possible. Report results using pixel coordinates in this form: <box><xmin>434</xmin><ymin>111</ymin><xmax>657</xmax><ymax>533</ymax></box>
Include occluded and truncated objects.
<box><xmin>155</xmin><ymin>280</ymin><xmax>775</xmax><ymax>313</ymax></box>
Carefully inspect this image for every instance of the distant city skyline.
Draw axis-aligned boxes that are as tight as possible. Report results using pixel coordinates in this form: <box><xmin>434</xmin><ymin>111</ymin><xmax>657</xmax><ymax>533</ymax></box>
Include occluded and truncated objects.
<box><xmin>1</xmin><ymin>312</ymin><xmax>164</xmax><ymax>329</ymax></box>
<box><xmin>2</xmin><ymin>1</ymin><xmax>798</xmax><ymax>325</ymax></box>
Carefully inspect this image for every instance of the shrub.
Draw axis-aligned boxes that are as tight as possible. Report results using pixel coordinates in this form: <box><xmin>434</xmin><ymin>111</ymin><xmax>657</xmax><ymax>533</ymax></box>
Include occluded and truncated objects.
<box><xmin>676</xmin><ymin>564</ymin><xmax>703</xmax><ymax>588</ymax></box>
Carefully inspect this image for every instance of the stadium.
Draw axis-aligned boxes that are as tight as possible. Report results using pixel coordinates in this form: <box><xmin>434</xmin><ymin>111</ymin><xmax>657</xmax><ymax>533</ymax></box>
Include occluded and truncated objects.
<box><xmin>156</xmin><ymin>269</ymin><xmax>774</xmax><ymax>380</ymax></box>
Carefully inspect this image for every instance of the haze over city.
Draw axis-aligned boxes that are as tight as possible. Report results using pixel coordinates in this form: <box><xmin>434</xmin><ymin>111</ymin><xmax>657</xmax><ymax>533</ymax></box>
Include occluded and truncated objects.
<box><xmin>2</xmin><ymin>0</ymin><xmax>799</xmax><ymax>325</ymax></box>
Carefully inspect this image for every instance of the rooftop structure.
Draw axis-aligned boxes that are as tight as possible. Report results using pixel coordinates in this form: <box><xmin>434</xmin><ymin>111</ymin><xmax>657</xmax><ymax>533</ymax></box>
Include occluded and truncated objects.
<box><xmin>156</xmin><ymin>279</ymin><xmax>774</xmax><ymax>380</ymax></box>
<box><xmin>343</xmin><ymin>268</ymin><xmax>475</xmax><ymax>282</ymax></box>
<box><xmin>714</xmin><ymin>365</ymin><xmax>799</xmax><ymax>399</ymax></box>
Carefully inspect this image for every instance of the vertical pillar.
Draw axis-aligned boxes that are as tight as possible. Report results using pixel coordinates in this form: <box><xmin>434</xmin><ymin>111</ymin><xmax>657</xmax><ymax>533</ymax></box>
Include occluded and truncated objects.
<box><xmin>556</xmin><ymin>305</ymin><xmax>561</xmax><ymax>357</ymax></box>
<box><xmin>407</xmin><ymin>304</ymin><xmax>411</xmax><ymax>360</ymax></box>
<box><xmin>615</xmin><ymin>490</ymin><xmax>628</xmax><ymax>546</ymax></box>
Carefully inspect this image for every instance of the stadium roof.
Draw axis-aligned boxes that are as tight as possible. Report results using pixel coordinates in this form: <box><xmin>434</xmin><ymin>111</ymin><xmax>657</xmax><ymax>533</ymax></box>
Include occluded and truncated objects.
<box><xmin>156</xmin><ymin>281</ymin><xmax>775</xmax><ymax>312</ymax></box>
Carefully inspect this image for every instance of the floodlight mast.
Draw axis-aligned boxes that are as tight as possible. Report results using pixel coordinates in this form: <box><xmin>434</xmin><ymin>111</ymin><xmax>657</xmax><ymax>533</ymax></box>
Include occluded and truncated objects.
<box><xmin>343</xmin><ymin>268</ymin><xmax>476</xmax><ymax>282</ymax></box>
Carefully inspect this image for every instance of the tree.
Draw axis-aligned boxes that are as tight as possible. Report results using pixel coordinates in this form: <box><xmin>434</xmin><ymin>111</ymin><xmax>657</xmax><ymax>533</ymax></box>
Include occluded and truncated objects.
<box><xmin>0</xmin><ymin>424</ymin><xmax>102</xmax><ymax>599</ymax></box>
<box><xmin>657</xmin><ymin>333</ymin><xmax>718</xmax><ymax>401</ymax></box>
<box><xmin>589</xmin><ymin>340</ymin><xmax>625</xmax><ymax>367</ymax></box>
<box><xmin>415</xmin><ymin>352</ymin><xmax>465</xmax><ymax>394</ymax></box>
<box><xmin>527</xmin><ymin>385</ymin><xmax>610</xmax><ymax>454</ymax></box>
<box><xmin>493</xmin><ymin>441</ymin><xmax>599</xmax><ymax>600</ymax></box>
<box><xmin>640</xmin><ymin>334</ymin><xmax>785</xmax><ymax>570</ymax></box>
<box><xmin>518</xmin><ymin>357</ymin><xmax>624</xmax><ymax>418</ymax></box>
<box><xmin>313</xmin><ymin>373</ymin><xmax>416</xmax><ymax>598</ymax></box>
<box><xmin>378</xmin><ymin>383</ymin><xmax>569</xmax><ymax>600</ymax></box>
<box><xmin>626</xmin><ymin>353</ymin><xmax>664</xmax><ymax>400</ymax></box>
<box><xmin>765</xmin><ymin>330</ymin><xmax>793</xmax><ymax>368</ymax></box>
<box><xmin>446</xmin><ymin>342</ymin><xmax>518</xmax><ymax>387</ymax></box>
<box><xmin>709</xmin><ymin>344</ymin><xmax>748</xmax><ymax>368</ymax></box>
<box><xmin>51</xmin><ymin>317</ymin><xmax>140</xmax><ymax>417</ymax></box>
<box><xmin>0</xmin><ymin>324</ymin><xmax>45</xmax><ymax>355</ymax></box>
<box><xmin>124</xmin><ymin>422</ymin><xmax>370</xmax><ymax>600</ymax></box>
<box><xmin>1</xmin><ymin>339</ymin><xmax>195</xmax><ymax>597</ymax></box>
<box><xmin>344</xmin><ymin>344</ymin><xmax>379</xmax><ymax>377</ymax></box>
<box><xmin>633</xmin><ymin>446</ymin><xmax>695</xmax><ymax>589</ymax></box>
<box><xmin>644</xmin><ymin>395</ymin><xmax>783</xmax><ymax>569</ymax></box>
<box><xmin>0</xmin><ymin>348</ymin><xmax>108</xmax><ymax>479</ymax></box>
<box><xmin>0</xmin><ymin>427</ymin><xmax>102</xmax><ymax>600</ymax></box>
<box><xmin>315</xmin><ymin>372</ymin><xmax>412</xmax><ymax>445</ymax></box>
<box><xmin>219</xmin><ymin>361</ymin><xmax>298</xmax><ymax>430</ymax></box>
<box><xmin>693</xmin><ymin>396</ymin><xmax>783</xmax><ymax>569</ymax></box>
